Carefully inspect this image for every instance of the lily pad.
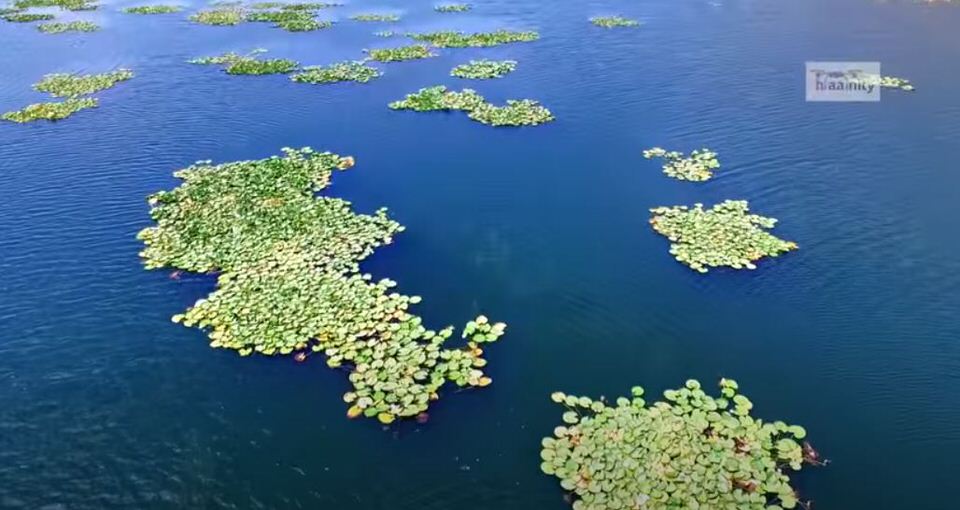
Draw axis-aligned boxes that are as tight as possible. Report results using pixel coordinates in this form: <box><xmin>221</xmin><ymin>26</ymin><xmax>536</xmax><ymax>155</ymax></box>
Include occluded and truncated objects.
<box><xmin>649</xmin><ymin>200</ymin><xmax>798</xmax><ymax>273</ymax></box>
<box><xmin>37</xmin><ymin>20</ymin><xmax>98</xmax><ymax>32</ymax></box>
<box><xmin>291</xmin><ymin>61</ymin><xmax>381</xmax><ymax>84</ymax></box>
<box><xmin>123</xmin><ymin>4</ymin><xmax>180</xmax><ymax>13</ymax></box>
<box><xmin>590</xmin><ymin>15</ymin><xmax>640</xmax><ymax>28</ymax></box>
<box><xmin>34</xmin><ymin>69</ymin><xmax>133</xmax><ymax>97</ymax></box>
<box><xmin>366</xmin><ymin>45</ymin><xmax>434</xmax><ymax>62</ymax></box>
<box><xmin>389</xmin><ymin>85</ymin><xmax>553</xmax><ymax>127</ymax></box>
<box><xmin>138</xmin><ymin>148</ymin><xmax>507</xmax><ymax>423</ymax></box>
<box><xmin>643</xmin><ymin>146</ymin><xmax>720</xmax><ymax>182</ymax></box>
<box><xmin>2</xmin><ymin>97</ymin><xmax>98</xmax><ymax>123</ymax></box>
<box><xmin>409</xmin><ymin>29</ymin><xmax>538</xmax><ymax>48</ymax></box>
<box><xmin>451</xmin><ymin>59</ymin><xmax>517</xmax><ymax>79</ymax></box>
<box><xmin>541</xmin><ymin>379</ymin><xmax>820</xmax><ymax>509</ymax></box>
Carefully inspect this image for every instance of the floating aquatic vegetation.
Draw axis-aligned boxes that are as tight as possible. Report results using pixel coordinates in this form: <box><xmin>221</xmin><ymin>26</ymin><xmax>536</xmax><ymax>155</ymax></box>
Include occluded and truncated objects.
<box><xmin>13</xmin><ymin>0</ymin><xmax>96</xmax><ymax>10</ymax></box>
<box><xmin>389</xmin><ymin>86</ymin><xmax>485</xmax><ymax>112</ymax></box>
<box><xmin>0</xmin><ymin>7</ymin><xmax>20</xmax><ymax>15</ymax></box>
<box><xmin>37</xmin><ymin>20</ymin><xmax>98</xmax><ymax>32</ymax></box>
<box><xmin>3</xmin><ymin>12</ymin><xmax>54</xmax><ymax>21</ymax></box>
<box><xmin>123</xmin><ymin>4</ymin><xmax>180</xmax><ymax>14</ymax></box>
<box><xmin>366</xmin><ymin>44</ymin><xmax>435</xmax><ymax>62</ymax></box>
<box><xmin>389</xmin><ymin>86</ymin><xmax>553</xmax><ymax>127</ymax></box>
<box><xmin>291</xmin><ymin>60</ymin><xmax>382</xmax><ymax>84</ymax></box>
<box><xmin>642</xmin><ymin>147</ymin><xmax>720</xmax><ymax>182</ymax></box>
<box><xmin>190</xmin><ymin>6</ymin><xmax>244</xmax><ymax>25</ymax></box>
<box><xmin>350</xmin><ymin>12</ymin><xmax>398</xmax><ymax>22</ymax></box>
<box><xmin>878</xmin><ymin>75</ymin><xmax>914</xmax><ymax>91</ymax></box>
<box><xmin>190</xmin><ymin>49</ymin><xmax>297</xmax><ymax>75</ymax></box>
<box><xmin>450</xmin><ymin>59</ymin><xmax>517</xmax><ymax>79</ymax></box>
<box><xmin>434</xmin><ymin>3</ymin><xmax>469</xmax><ymax>12</ymax></box>
<box><xmin>246</xmin><ymin>9</ymin><xmax>330</xmax><ymax>31</ymax></box>
<box><xmin>249</xmin><ymin>1</ymin><xmax>284</xmax><ymax>7</ymax></box>
<box><xmin>280</xmin><ymin>2</ymin><xmax>339</xmax><ymax>10</ymax></box>
<box><xmin>2</xmin><ymin>97</ymin><xmax>98</xmax><ymax>123</ymax></box>
<box><xmin>138</xmin><ymin>148</ymin><xmax>507</xmax><ymax>423</ymax></box>
<box><xmin>542</xmin><ymin>379</ymin><xmax>820</xmax><ymax>510</ymax></box>
<box><xmin>467</xmin><ymin>99</ymin><xmax>553</xmax><ymax>126</ymax></box>
<box><xmin>373</xmin><ymin>30</ymin><xmax>396</xmax><ymax>37</ymax></box>
<box><xmin>649</xmin><ymin>200</ymin><xmax>797</xmax><ymax>273</ymax></box>
<box><xmin>589</xmin><ymin>15</ymin><xmax>640</xmax><ymax>28</ymax></box>
<box><xmin>409</xmin><ymin>29</ymin><xmax>538</xmax><ymax>48</ymax></box>
<box><xmin>34</xmin><ymin>69</ymin><xmax>133</xmax><ymax>97</ymax></box>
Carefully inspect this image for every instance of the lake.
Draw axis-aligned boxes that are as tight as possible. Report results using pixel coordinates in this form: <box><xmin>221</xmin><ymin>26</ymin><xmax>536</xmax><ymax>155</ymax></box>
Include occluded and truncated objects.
<box><xmin>1</xmin><ymin>0</ymin><xmax>959</xmax><ymax>508</ymax></box>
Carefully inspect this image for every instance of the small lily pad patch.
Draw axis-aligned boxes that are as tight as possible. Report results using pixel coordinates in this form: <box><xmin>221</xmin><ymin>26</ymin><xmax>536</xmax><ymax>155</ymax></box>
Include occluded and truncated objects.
<box><xmin>246</xmin><ymin>9</ymin><xmax>331</xmax><ymax>31</ymax></box>
<box><xmin>14</xmin><ymin>0</ymin><xmax>96</xmax><ymax>10</ymax></box>
<box><xmin>542</xmin><ymin>379</ymin><xmax>822</xmax><ymax>510</ymax></box>
<box><xmin>643</xmin><ymin>147</ymin><xmax>720</xmax><ymax>182</ymax></box>
<box><xmin>434</xmin><ymin>3</ymin><xmax>469</xmax><ymax>12</ymax></box>
<box><xmin>350</xmin><ymin>12</ymin><xmax>398</xmax><ymax>22</ymax></box>
<box><xmin>291</xmin><ymin>61</ymin><xmax>382</xmax><ymax>84</ymax></box>
<box><xmin>649</xmin><ymin>200</ymin><xmax>798</xmax><ymax>273</ymax></box>
<box><xmin>389</xmin><ymin>85</ymin><xmax>553</xmax><ymax>127</ymax></box>
<box><xmin>879</xmin><ymin>75</ymin><xmax>914</xmax><ymax>91</ymax></box>
<box><xmin>37</xmin><ymin>20</ymin><xmax>98</xmax><ymax>32</ymax></box>
<box><xmin>451</xmin><ymin>59</ymin><xmax>517</xmax><ymax>79</ymax></box>
<box><xmin>590</xmin><ymin>15</ymin><xmax>640</xmax><ymax>28</ymax></box>
<box><xmin>190</xmin><ymin>49</ymin><xmax>297</xmax><ymax>75</ymax></box>
<box><xmin>190</xmin><ymin>6</ymin><xmax>243</xmax><ymax>24</ymax></box>
<box><xmin>3</xmin><ymin>69</ymin><xmax>132</xmax><ymax>123</ymax></box>
<box><xmin>366</xmin><ymin>44</ymin><xmax>435</xmax><ymax>62</ymax></box>
<box><xmin>35</xmin><ymin>69</ymin><xmax>134</xmax><ymax>96</ymax></box>
<box><xmin>2</xmin><ymin>98</ymin><xmax>97</xmax><ymax>123</ymax></box>
<box><xmin>3</xmin><ymin>12</ymin><xmax>54</xmax><ymax>21</ymax></box>
<box><xmin>123</xmin><ymin>4</ymin><xmax>181</xmax><ymax>14</ymax></box>
<box><xmin>409</xmin><ymin>29</ymin><xmax>538</xmax><ymax>47</ymax></box>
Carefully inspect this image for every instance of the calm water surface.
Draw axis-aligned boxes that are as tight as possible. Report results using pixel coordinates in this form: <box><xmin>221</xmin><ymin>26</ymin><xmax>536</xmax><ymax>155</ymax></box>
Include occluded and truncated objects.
<box><xmin>1</xmin><ymin>0</ymin><xmax>959</xmax><ymax>508</ymax></box>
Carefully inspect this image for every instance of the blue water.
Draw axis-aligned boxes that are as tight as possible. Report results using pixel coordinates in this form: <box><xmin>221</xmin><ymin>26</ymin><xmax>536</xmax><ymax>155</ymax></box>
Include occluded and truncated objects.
<box><xmin>2</xmin><ymin>0</ymin><xmax>959</xmax><ymax>508</ymax></box>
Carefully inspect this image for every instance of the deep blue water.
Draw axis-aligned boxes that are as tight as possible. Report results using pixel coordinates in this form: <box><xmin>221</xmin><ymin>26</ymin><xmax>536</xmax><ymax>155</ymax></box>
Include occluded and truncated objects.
<box><xmin>2</xmin><ymin>0</ymin><xmax>959</xmax><ymax>508</ymax></box>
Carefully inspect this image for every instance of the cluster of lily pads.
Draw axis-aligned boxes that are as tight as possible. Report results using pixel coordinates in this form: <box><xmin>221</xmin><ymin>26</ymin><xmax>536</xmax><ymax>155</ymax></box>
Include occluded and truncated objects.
<box><xmin>350</xmin><ymin>12</ymin><xmax>398</xmax><ymax>22</ymax></box>
<box><xmin>291</xmin><ymin>60</ymin><xmax>382</xmax><ymax>84</ymax></box>
<box><xmin>189</xmin><ymin>5</ymin><xmax>244</xmax><ymax>25</ymax></box>
<box><xmin>250</xmin><ymin>1</ymin><xmax>338</xmax><ymax>8</ymax></box>
<box><xmin>190</xmin><ymin>49</ymin><xmax>297</xmax><ymax>75</ymax></box>
<box><xmin>649</xmin><ymin>200</ymin><xmax>798</xmax><ymax>273</ymax></box>
<box><xmin>434</xmin><ymin>3</ymin><xmax>469</xmax><ymax>12</ymax></box>
<box><xmin>123</xmin><ymin>4</ymin><xmax>180</xmax><ymax>14</ymax></box>
<box><xmin>542</xmin><ymin>379</ymin><xmax>816</xmax><ymax>509</ymax></box>
<box><xmin>409</xmin><ymin>29</ymin><xmax>539</xmax><ymax>48</ymax></box>
<box><xmin>191</xmin><ymin>50</ymin><xmax>385</xmax><ymax>84</ymax></box>
<box><xmin>2</xmin><ymin>69</ymin><xmax>132</xmax><ymax>123</ymax></box>
<box><xmin>589</xmin><ymin>15</ymin><xmax>640</xmax><ymax>28</ymax></box>
<box><xmin>389</xmin><ymin>86</ymin><xmax>554</xmax><ymax>127</ymax></box>
<box><xmin>246</xmin><ymin>8</ymin><xmax>330</xmax><ymax>31</ymax></box>
<box><xmin>138</xmin><ymin>148</ymin><xmax>507</xmax><ymax>424</ymax></box>
<box><xmin>11</xmin><ymin>0</ymin><xmax>96</xmax><ymax>10</ymax></box>
<box><xmin>189</xmin><ymin>2</ymin><xmax>336</xmax><ymax>30</ymax></box>
<box><xmin>643</xmin><ymin>147</ymin><xmax>720</xmax><ymax>182</ymax></box>
<box><xmin>37</xmin><ymin>19</ymin><xmax>98</xmax><ymax>32</ymax></box>
<box><xmin>34</xmin><ymin>69</ymin><xmax>133</xmax><ymax>96</ymax></box>
<box><xmin>2</xmin><ymin>11</ymin><xmax>52</xmax><ymax>21</ymax></box>
<box><xmin>878</xmin><ymin>75</ymin><xmax>915</xmax><ymax>91</ymax></box>
<box><xmin>451</xmin><ymin>59</ymin><xmax>517</xmax><ymax>79</ymax></box>
<box><xmin>366</xmin><ymin>44</ymin><xmax>435</xmax><ymax>62</ymax></box>
<box><xmin>1</xmin><ymin>98</ymin><xmax>97</xmax><ymax>123</ymax></box>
